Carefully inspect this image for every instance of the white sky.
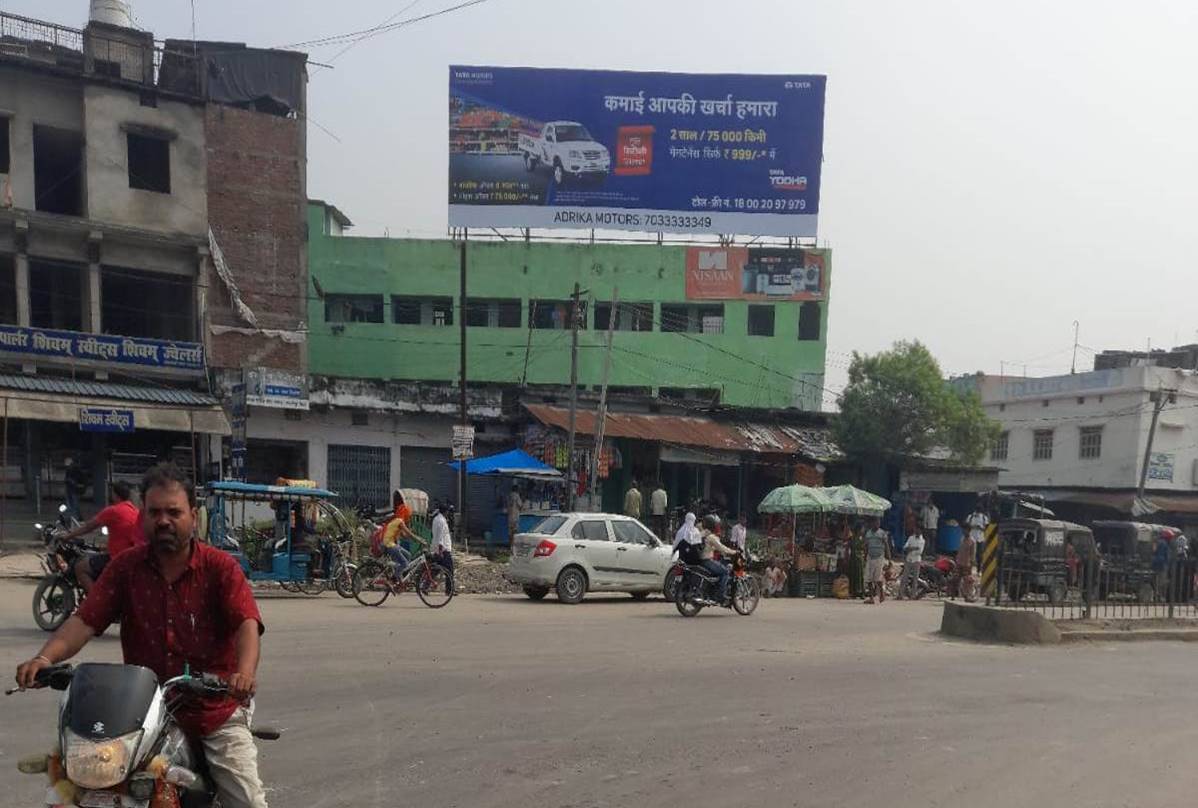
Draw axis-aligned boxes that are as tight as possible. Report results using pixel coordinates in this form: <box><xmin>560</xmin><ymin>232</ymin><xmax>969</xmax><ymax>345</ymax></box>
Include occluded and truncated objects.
<box><xmin>8</xmin><ymin>0</ymin><xmax>1198</xmax><ymax>403</ymax></box>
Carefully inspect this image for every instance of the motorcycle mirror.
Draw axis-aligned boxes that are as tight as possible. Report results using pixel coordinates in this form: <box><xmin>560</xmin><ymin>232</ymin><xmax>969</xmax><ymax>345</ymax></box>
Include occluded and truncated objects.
<box><xmin>101</xmin><ymin>526</ymin><xmax>109</xmax><ymax>536</ymax></box>
<box><xmin>58</xmin><ymin>504</ymin><xmax>67</xmax><ymax>514</ymax></box>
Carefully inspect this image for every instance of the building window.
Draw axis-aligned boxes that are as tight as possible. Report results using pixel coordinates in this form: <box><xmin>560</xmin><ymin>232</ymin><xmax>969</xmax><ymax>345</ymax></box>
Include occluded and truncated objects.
<box><xmin>0</xmin><ymin>117</ymin><xmax>9</xmax><ymax>174</ymax></box>
<box><xmin>465</xmin><ymin>298</ymin><xmax>521</xmax><ymax>328</ymax></box>
<box><xmin>531</xmin><ymin>299</ymin><xmax>586</xmax><ymax>330</ymax></box>
<box><xmin>661</xmin><ymin>304</ymin><xmax>724</xmax><ymax>334</ymax></box>
<box><xmin>594</xmin><ymin>301</ymin><xmax>653</xmax><ymax>332</ymax></box>
<box><xmin>0</xmin><ymin>256</ymin><xmax>16</xmax><ymax>325</ymax></box>
<box><xmin>325</xmin><ymin>294</ymin><xmax>383</xmax><ymax>323</ymax></box>
<box><xmin>1033</xmin><ymin>429</ymin><xmax>1054</xmax><ymax>461</ymax></box>
<box><xmin>33</xmin><ymin>125</ymin><xmax>84</xmax><ymax>216</ymax></box>
<box><xmin>990</xmin><ymin>431</ymin><xmax>1009</xmax><ymax>462</ymax></box>
<box><xmin>351</xmin><ymin>411</ymin><xmax>369</xmax><ymax>426</ymax></box>
<box><xmin>102</xmin><ymin>266</ymin><xmax>193</xmax><ymax>341</ymax></box>
<box><xmin>798</xmin><ymin>301</ymin><xmax>822</xmax><ymax>341</ymax></box>
<box><xmin>747</xmin><ymin>304</ymin><xmax>775</xmax><ymax>337</ymax></box>
<box><xmin>659</xmin><ymin>387</ymin><xmax>721</xmax><ymax>404</ymax></box>
<box><xmin>392</xmin><ymin>295</ymin><xmax>454</xmax><ymax>326</ymax></box>
<box><xmin>127</xmin><ymin>132</ymin><xmax>171</xmax><ymax>193</ymax></box>
<box><xmin>30</xmin><ymin>260</ymin><xmax>83</xmax><ymax>331</ymax></box>
<box><xmin>1079</xmin><ymin>426</ymin><xmax>1103</xmax><ymax>459</ymax></box>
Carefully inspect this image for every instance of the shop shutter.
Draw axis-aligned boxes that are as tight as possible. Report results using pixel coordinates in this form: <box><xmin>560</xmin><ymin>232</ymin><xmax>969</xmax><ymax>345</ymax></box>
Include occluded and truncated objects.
<box><xmin>400</xmin><ymin>446</ymin><xmax>499</xmax><ymax>536</ymax></box>
<box><xmin>327</xmin><ymin>444</ymin><xmax>391</xmax><ymax>510</ymax></box>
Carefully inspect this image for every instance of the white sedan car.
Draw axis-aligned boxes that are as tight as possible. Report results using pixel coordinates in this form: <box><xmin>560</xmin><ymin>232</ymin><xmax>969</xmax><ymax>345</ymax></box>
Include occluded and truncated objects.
<box><xmin>508</xmin><ymin>512</ymin><xmax>673</xmax><ymax>603</ymax></box>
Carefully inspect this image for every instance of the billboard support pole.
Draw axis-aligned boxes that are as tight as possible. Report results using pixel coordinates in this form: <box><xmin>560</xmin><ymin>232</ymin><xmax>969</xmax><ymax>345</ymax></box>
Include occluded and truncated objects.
<box><xmin>458</xmin><ymin>235</ymin><xmax>469</xmax><ymax>552</ymax></box>
<box><xmin>566</xmin><ymin>282</ymin><xmax>581</xmax><ymax>511</ymax></box>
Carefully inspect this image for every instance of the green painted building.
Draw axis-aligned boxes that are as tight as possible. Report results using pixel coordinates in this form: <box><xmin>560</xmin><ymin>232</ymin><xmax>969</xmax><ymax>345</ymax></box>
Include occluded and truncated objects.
<box><xmin>307</xmin><ymin>202</ymin><xmax>830</xmax><ymax>410</ymax></box>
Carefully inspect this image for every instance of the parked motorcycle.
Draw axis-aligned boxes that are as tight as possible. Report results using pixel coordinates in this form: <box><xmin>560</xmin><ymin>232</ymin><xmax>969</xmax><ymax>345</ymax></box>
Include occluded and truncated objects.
<box><xmin>31</xmin><ymin>504</ymin><xmax>94</xmax><ymax>632</ymax></box>
<box><xmin>674</xmin><ymin>552</ymin><xmax>760</xmax><ymax>617</ymax></box>
<box><xmin>9</xmin><ymin>662</ymin><xmax>278</xmax><ymax>807</ymax></box>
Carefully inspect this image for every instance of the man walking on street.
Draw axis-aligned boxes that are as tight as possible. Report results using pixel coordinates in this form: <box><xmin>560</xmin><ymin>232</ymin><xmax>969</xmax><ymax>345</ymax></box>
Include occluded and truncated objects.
<box><xmin>624</xmin><ymin>479</ymin><xmax>642</xmax><ymax>520</ymax></box>
<box><xmin>864</xmin><ymin>517</ymin><xmax>891</xmax><ymax>604</ymax></box>
<box><xmin>507</xmin><ymin>484</ymin><xmax>525</xmax><ymax>542</ymax></box>
<box><xmin>650</xmin><ymin>481</ymin><xmax>668</xmax><ymax>538</ymax></box>
<box><xmin>730</xmin><ymin>514</ymin><xmax>747</xmax><ymax>553</ymax></box>
<box><xmin>63</xmin><ymin>456</ymin><xmax>88</xmax><ymax>519</ymax></box>
<box><xmin>898</xmin><ymin>525</ymin><xmax>925</xmax><ymax>600</ymax></box>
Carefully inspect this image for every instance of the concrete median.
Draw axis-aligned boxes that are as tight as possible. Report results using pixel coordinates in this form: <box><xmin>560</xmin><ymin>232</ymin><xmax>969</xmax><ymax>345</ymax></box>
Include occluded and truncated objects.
<box><xmin>940</xmin><ymin>600</ymin><xmax>1063</xmax><ymax>645</ymax></box>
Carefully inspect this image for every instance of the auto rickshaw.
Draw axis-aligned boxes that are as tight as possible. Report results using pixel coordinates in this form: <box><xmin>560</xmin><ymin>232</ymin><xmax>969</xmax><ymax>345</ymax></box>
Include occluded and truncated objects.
<box><xmin>1091</xmin><ymin>521</ymin><xmax>1171</xmax><ymax>602</ymax></box>
<box><xmin>999</xmin><ymin>518</ymin><xmax>1092</xmax><ymax>604</ymax></box>
<box><xmin>204</xmin><ymin>480</ymin><xmax>351</xmax><ymax>594</ymax></box>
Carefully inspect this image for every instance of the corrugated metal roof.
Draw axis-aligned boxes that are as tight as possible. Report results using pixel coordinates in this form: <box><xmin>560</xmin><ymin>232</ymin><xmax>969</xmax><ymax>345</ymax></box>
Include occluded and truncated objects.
<box><xmin>0</xmin><ymin>374</ymin><xmax>219</xmax><ymax>407</ymax></box>
<box><xmin>524</xmin><ymin>403</ymin><xmax>838</xmax><ymax>461</ymax></box>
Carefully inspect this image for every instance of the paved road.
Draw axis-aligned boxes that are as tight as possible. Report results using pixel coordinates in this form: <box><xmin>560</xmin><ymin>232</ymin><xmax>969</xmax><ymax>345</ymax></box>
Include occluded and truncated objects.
<box><xmin>0</xmin><ymin>581</ymin><xmax>1188</xmax><ymax>807</ymax></box>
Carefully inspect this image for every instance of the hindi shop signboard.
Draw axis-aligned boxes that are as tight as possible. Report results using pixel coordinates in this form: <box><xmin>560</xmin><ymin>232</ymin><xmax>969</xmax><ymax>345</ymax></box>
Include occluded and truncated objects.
<box><xmin>245</xmin><ymin>368</ymin><xmax>309</xmax><ymax>411</ymax></box>
<box><xmin>449</xmin><ymin>67</ymin><xmax>826</xmax><ymax>237</ymax></box>
<box><xmin>79</xmin><ymin>407</ymin><xmax>135</xmax><ymax>434</ymax></box>
<box><xmin>451</xmin><ymin>425</ymin><xmax>476</xmax><ymax>460</ymax></box>
<box><xmin>685</xmin><ymin>246</ymin><xmax>828</xmax><ymax>301</ymax></box>
<box><xmin>0</xmin><ymin>326</ymin><xmax>205</xmax><ymax>373</ymax></box>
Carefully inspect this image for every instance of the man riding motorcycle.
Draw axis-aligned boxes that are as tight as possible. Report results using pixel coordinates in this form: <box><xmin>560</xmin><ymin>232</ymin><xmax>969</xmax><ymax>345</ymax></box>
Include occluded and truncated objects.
<box><xmin>57</xmin><ymin>478</ymin><xmax>144</xmax><ymax>595</ymax></box>
<box><xmin>15</xmin><ymin>463</ymin><xmax>269</xmax><ymax>808</ymax></box>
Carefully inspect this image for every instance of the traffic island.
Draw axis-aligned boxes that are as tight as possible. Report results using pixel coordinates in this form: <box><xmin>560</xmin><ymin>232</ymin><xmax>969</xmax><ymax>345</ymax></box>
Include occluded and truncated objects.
<box><xmin>940</xmin><ymin>601</ymin><xmax>1063</xmax><ymax>645</ymax></box>
<box><xmin>1056</xmin><ymin>618</ymin><xmax>1198</xmax><ymax>643</ymax></box>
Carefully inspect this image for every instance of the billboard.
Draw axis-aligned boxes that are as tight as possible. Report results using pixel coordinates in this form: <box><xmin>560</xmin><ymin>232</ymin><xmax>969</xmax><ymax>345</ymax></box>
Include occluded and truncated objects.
<box><xmin>449</xmin><ymin>67</ymin><xmax>826</xmax><ymax>237</ymax></box>
<box><xmin>685</xmin><ymin>247</ymin><xmax>828</xmax><ymax>301</ymax></box>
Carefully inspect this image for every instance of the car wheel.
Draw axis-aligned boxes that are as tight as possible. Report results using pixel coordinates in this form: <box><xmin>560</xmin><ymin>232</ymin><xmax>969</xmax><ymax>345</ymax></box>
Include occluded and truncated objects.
<box><xmin>553</xmin><ymin>161</ymin><xmax>565</xmax><ymax>186</ymax></box>
<box><xmin>523</xmin><ymin>585</ymin><xmax>550</xmax><ymax>601</ymax></box>
<box><xmin>524</xmin><ymin>153</ymin><xmax>537</xmax><ymax>172</ymax></box>
<box><xmin>556</xmin><ymin>566</ymin><xmax>587</xmax><ymax>604</ymax></box>
<box><xmin>630</xmin><ymin>591</ymin><xmax>650</xmax><ymax>601</ymax></box>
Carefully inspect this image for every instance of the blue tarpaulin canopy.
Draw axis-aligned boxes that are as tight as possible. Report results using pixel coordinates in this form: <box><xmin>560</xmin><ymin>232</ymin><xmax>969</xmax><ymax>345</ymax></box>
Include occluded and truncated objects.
<box><xmin>447</xmin><ymin>449</ymin><xmax>563</xmax><ymax>481</ymax></box>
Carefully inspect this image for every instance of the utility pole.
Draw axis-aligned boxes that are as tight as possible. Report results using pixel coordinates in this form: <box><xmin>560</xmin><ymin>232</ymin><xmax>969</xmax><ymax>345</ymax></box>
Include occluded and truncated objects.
<box><xmin>1070</xmin><ymin>320</ymin><xmax>1080</xmax><ymax>375</ymax></box>
<box><xmin>589</xmin><ymin>288</ymin><xmax>618</xmax><ymax>509</ymax></box>
<box><xmin>1137</xmin><ymin>387</ymin><xmax>1175</xmax><ymax>500</ymax></box>
<box><xmin>458</xmin><ymin>236</ymin><xmax>469</xmax><ymax>550</ymax></box>
<box><xmin>565</xmin><ymin>283</ymin><xmax>581</xmax><ymax>511</ymax></box>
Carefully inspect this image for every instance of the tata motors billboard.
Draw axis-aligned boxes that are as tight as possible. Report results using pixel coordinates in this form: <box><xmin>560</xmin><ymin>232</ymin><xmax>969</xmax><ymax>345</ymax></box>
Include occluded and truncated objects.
<box><xmin>449</xmin><ymin>67</ymin><xmax>826</xmax><ymax>237</ymax></box>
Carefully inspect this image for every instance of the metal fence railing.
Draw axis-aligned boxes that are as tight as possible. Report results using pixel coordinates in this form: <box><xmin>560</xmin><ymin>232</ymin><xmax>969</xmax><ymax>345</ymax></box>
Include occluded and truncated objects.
<box><xmin>0</xmin><ymin>11</ymin><xmax>201</xmax><ymax>97</ymax></box>
<box><xmin>991</xmin><ymin>558</ymin><xmax>1198</xmax><ymax>621</ymax></box>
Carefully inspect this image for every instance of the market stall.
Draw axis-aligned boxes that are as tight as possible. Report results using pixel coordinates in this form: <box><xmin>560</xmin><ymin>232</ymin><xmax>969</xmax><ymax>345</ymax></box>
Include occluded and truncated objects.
<box><xmin>448</xmin><ymin>448</ymin><xmax>565</xmax><ymax>546</ymax></box>
<box><xmin>757</xmin><ymin>484</ymin><xmax>892</xmax><ymax>599</ymax></box>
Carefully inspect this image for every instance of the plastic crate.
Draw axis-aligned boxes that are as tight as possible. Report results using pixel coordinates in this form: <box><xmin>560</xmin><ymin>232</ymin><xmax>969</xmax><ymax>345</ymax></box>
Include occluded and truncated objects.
<box><xmin>817</xmin><ymin>571</ymin><xmax>835</xmax><ymax>598</ymax></box>
<box><xmin>797</xmin><ymin>571</ymin><xmax>820</xmax><ymax>598</ymax></box>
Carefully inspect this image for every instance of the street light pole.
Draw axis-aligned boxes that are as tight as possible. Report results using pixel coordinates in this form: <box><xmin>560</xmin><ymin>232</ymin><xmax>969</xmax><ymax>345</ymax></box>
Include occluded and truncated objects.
<box><xmin>566</xmin><ymin>283</ymin><xmax>581</xmax><ymax>511</ymax></box>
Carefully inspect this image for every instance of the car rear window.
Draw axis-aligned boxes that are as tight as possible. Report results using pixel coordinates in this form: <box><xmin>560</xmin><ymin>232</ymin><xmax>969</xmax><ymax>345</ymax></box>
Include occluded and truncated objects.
<box><xmin>572</xmin><ymin>520</ymin><xmax>609</xmax><ymax>542</ymax></box>
<box><xmin>529</xmin><ymin>515</ymin><xmax>566</xmax><ymax>535</ymax></box>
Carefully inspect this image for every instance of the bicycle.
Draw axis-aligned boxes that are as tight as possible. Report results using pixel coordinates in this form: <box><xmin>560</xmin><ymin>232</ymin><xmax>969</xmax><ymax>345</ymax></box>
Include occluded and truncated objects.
<box><xmin>352</xmin><ymin>550</ymin><xmax>454</xmax><ymax>608</ymax></box>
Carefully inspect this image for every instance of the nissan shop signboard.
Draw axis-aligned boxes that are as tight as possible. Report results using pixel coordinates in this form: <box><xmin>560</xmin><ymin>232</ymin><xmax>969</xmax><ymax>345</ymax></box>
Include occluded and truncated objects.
<box><xmin>685</xmin><ymin>246</ymin><xmax>829</xmax><ymax>301</ymax></box>
<box><xmin>449</xmin><ymin>67</ymin><xmax>826</xmax><ymax>237</ymax></box>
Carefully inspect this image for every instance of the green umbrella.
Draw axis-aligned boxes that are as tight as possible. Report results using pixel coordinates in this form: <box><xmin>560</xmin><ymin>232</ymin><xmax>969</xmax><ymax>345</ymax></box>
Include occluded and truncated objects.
<box><xmin>824</xmin><ymin>484</ymin><xmax>891</xmax><ymax>517</ymax></box>
<box><xmin>758</xmin><ymin>484</ymin><xmax>834</xmax><ymax>514</ymax></box>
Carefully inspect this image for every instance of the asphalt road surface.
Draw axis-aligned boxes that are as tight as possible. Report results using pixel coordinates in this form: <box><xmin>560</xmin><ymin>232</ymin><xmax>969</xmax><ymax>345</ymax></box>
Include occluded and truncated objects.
<box><xmin>0</xmin><ymin>581</ymin><xmax>1189</xmax><ymax>807</ymax></box>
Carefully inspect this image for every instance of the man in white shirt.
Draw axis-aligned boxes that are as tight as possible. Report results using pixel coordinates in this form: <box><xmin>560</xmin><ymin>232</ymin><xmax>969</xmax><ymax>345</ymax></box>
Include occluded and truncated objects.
<box><xmin>649</xmin><ymin>482</ymin><xmax>668</xmax><ymax>539</ymax></box>
<box><xmin>432</xmin><ymin>504</ymin><xmax>454</xmax><ymax>594</ymax></box>
<box><xmin>898</xmin><ymin>529</ymin><xmax>925</xmax><ymax>600</ymax></box>
<box><xmin>921</xmin><ymin>497</ymin><xmax>940</xmax><ymax>545</ymax></box>
<box><xmin>729</xmin><ymin>514</ymin><xmax>747</xmax><ymax>552</ymax></box>
<box><xmin>966</xmin><ymin>505</ymin><xmax>989</xmax><ymax>567</ymax></box>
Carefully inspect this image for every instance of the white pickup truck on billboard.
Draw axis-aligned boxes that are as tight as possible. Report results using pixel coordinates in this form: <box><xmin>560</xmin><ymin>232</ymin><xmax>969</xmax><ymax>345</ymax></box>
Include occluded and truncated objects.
<box><xmin>518</xmin><ymin>121</ymin><xmax>611</xmax><ymax>186</ymax></box>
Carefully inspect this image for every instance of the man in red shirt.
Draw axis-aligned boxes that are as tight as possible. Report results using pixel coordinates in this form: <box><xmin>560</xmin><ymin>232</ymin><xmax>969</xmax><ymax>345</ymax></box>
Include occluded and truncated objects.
<box><xmin>15</xmin><ymin>463</ymin><xmax>268</xmax><ymax>808</ymax></box>
<box><xmin>60</xmin><ymin>479</ymin><xmax>145</xmax><ymax>594</ymax></box>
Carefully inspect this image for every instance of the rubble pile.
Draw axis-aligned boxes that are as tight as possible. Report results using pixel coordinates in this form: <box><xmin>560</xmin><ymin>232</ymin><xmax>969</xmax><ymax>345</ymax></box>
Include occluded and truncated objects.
<box><xmin>452</xmin><ymin>553</ymin><xmax>521</xmax><ymax>595</ymax></box>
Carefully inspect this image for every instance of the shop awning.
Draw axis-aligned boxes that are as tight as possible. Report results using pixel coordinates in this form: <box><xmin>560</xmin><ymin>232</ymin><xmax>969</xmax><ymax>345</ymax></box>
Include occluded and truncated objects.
<box><xmin>523</xmin><ymin>404</ymin><xmax>837</xmax><ymax>460</ymax></box>
<box><xmin>448</xmin><ymin>448</ymin><xmax>563</xmax><ymax>480</ymax></box>
<box><xmin>1030</xmin><ymin>489</ymin><xmax>1198</xmax><ymax>516</ymax></box>
<box><xmin>0</xmin><ymin>374</ymin><xmax>230</xmax><ymax>435</ymax></box>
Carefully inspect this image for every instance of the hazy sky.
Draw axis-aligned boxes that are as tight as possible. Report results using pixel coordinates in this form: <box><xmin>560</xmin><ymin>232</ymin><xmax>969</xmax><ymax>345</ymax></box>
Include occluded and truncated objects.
<box><xmin>9</xmin><ymin>0</ymin><xmax>1198</xmax><ymax>402</ymax></box>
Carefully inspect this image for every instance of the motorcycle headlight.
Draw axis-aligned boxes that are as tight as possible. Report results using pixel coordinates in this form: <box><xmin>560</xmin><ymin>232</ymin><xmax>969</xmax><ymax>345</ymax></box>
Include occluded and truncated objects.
<box><xmin>63</xmin><ymin>728</ymin><xmax>140</xmax><ymax>790</ymax></box>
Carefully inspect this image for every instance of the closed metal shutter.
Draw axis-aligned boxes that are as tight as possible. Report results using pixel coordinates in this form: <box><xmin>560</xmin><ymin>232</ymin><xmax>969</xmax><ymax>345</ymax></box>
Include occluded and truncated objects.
<box><xmin>327</xmin><ymin>444</ymin><xmax>391</xmax><ymax>510</ymax></box>
<box><xmin>400</xmin><ymin>446</ymin><xmax>499</xmax><ymax>536</ymax></box>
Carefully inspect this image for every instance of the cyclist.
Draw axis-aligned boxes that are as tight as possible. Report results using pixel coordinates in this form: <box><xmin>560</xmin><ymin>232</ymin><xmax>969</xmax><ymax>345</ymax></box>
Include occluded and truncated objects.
<box><xmin>381</xmin><ymin>510</ymin><xmax>423</xmax><ymax>578</ymax></box>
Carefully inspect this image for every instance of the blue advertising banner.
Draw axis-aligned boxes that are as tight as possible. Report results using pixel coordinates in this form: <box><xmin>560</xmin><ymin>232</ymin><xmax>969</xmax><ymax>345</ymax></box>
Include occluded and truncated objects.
<box><xmin>79</xmin><ymin>408</ymin><xmax>135</xmax><ymax>433</ymax></box>
<box><xmin>449</xmin><ymin>67</ymin><xmax>826</xmax><ymax>237</ymax></box>
<box><xmin>0</xmin><ymin>326</ymin><xmax>204</xmax><ymax>373</ymax></box>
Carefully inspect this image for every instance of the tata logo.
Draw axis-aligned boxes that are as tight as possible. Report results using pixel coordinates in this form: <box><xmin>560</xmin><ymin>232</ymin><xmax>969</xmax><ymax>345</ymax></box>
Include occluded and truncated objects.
<box><xmin>695</xmin><ymin>250</ymin><xmax>729</xmax><ymax>271</ymax></box>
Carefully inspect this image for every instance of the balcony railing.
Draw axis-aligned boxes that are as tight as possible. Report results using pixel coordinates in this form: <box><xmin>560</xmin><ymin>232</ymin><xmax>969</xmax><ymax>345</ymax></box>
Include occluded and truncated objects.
<box><xmin>0</xmin><ymin>11</ymin><xmax>201</xmax><ymax>98</ymax></box>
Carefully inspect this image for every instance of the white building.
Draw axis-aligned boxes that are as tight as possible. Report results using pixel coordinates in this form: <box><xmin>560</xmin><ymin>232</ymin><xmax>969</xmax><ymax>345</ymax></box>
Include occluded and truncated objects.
<box><xmin>966</xmin><ymin>365</ymin><xmax>1198</xmax><ymax>526</ymax></box>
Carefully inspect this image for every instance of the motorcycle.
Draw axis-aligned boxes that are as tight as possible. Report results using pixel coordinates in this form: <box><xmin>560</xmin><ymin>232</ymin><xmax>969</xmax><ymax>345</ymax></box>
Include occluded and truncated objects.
<box><xmin>674</xmin><ymin>552</ymin><xmax>760</xmax><ymax>617</ymax></box>
<box><xmin>31</xmin><ymin>504</ymin><xmax>96</xmax><ymax>632</ymax></box>
<box><xmin>9</xmin><ymin>662</ymin><xmax>278</xmax><ymax>807</ymax></box>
